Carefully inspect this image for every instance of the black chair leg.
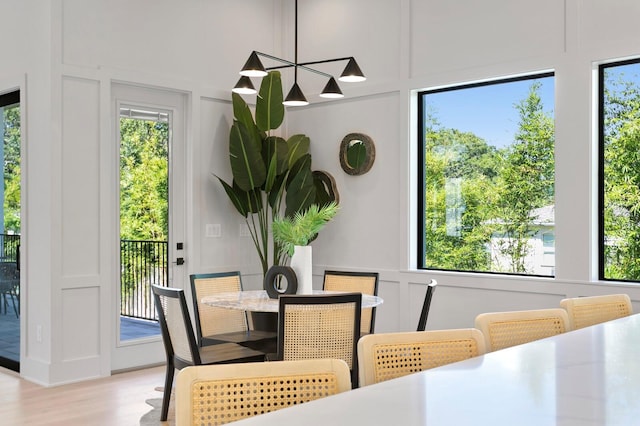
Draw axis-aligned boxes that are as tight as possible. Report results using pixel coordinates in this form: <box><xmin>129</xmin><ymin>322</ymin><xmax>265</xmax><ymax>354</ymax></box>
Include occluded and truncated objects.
<box><xmin>161</xmin><ymin>363</ymin><xmax>175</xmax><ymax>421</ymax></box>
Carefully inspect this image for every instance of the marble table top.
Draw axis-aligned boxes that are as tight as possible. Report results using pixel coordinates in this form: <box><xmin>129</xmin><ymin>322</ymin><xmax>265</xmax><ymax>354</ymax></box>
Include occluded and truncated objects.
<box><xmin>202</xmin><ymin>289</ymin><xmax>383</xmax><ymax>313</ymax></box>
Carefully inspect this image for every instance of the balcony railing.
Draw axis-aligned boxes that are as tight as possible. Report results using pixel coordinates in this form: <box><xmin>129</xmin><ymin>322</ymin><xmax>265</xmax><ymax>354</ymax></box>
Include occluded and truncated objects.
<box><xmin>0</xmin><ymin>233</ymin><xmax>20</xmax><ymax>263</ymax></box>
<box><xmin>120</xmin><ymin>239</ymin><xmax>168</xmax><ymax>320</ymax></box>
<box><xmin>0</xmin><ymin>235</ymin><xmax>164</xmax><ymax>321</ymax></box>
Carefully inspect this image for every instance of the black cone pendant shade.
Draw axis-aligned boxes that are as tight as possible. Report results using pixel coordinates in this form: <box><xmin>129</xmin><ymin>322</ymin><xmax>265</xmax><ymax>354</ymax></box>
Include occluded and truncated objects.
<box><xmin>339</xmin><ymin>58</ymin><xmax>366</xmax><ymax>82</ymax></box>
<box><xmin>239</xmin><ymin>51</ymin><xmax>268</xmax><ymax>77</ymax></box>
<box><xmin>283</xmin><ymin>82</ymin><xmax>309</xmax><ymax>106</ymax></box>
<box><xmin>232</xmin><ymin>76</ymin><xmax>257</xmax><ymax>95</ymax></box>
<box><xmin>319</xmin><ymin>77</ymin><xmax>344</xmax><ymax>99</ymax></box>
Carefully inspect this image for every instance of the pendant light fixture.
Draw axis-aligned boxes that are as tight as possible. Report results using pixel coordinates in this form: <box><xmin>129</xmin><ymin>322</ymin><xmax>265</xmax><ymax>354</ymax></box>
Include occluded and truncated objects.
<box><xmin>232</xmin><ymin>0</ymin><xmax>366</xmax><ymax>106</ymax></box>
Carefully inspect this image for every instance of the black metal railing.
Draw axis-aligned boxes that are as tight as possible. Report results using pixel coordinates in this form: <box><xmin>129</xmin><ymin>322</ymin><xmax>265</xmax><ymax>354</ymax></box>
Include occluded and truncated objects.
<box><xmin>120</xmin><ymin>239</ymin><xmax>168</xmax><ymax>320</ymax></box>
<box><xmin>0</xmin><ymin>233</ymin><xmax>20</xmax><ymax>263</ymax></box>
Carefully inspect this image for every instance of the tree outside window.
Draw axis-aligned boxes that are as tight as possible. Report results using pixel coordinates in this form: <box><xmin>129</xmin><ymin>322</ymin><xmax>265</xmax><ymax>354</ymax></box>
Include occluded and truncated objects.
<box><xmin>418</xmin><ymin>74</ymin><xmax>555</xmax><ymax>276</ymax></box>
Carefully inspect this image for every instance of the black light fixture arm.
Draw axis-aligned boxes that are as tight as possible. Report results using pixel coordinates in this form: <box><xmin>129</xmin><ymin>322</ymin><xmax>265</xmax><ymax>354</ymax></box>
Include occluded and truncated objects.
<box><xmin>256</xmin><ymin>51</ymin><xmax>335</xmax><ymax>80</ymax></box>
<box><xmin>234</xmin><ymin>0</ymin><xmax>364</xmax><ymax>104</ymax></box>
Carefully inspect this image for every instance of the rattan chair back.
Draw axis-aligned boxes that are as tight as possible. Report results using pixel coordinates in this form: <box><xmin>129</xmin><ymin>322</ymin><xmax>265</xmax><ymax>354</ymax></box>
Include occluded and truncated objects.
<box><xmin>417</xmin><ymin>279</ymin><xmax>437</xmax><ymax>331</ymax></box>
<box><xmin>357</xmin><ymin>328</ymin><xmax>485</xmax><ymax>386</ymax></box>
<box><xmin>190</xmin><ymin>272</ymin><xmax>248</xmax><ymax>345</ymax></box>
<box><xmin>323</xmin><ymin>270</ymin><xmax>378</xmax><ymax>334</ymax></box>
<box><xmin>475</xmin><ymin>308</ymin><xmax>569</xmax><ymax>352</ymax></box>
<box><xmin>277</xmin><ymin>293</ymin><xmax>362</xmax><ymax>386</ymax></box>
<box><xmin>560</xmin><ymin>294</ymin><xmax>632</xmax><ymax>330</ymax></box>
<box><xmin>176</xmin><ymin>359</ymin><xmax>351</xmax><ymax>425</ymax></box>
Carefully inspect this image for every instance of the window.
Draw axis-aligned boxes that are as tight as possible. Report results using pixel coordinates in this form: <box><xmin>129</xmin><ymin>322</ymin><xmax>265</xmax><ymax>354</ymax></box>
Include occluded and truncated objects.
<box><xmin>599</xmin><ymin>59</ymin><xmax>640</xmax><ymax>282</ymax></box>
<box><xmin>418</xmin><ymin>73</ymin><xmax>555</xmax><ymax>276</ymax></box>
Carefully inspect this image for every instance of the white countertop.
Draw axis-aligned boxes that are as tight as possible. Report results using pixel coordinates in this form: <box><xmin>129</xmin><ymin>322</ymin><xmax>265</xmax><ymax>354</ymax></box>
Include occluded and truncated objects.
<box><xmin>231</xmin><ymin>313</ymin><xmax>640</xmax><ymax>425</ymax></box>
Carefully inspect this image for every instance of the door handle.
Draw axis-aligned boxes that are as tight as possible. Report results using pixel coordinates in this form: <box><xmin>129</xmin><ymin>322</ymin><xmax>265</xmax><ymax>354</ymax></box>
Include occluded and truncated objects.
<box><xmin>173</xmin><ymin>257</ymin><xmax>185</xmax><ymax>265</ymax></box>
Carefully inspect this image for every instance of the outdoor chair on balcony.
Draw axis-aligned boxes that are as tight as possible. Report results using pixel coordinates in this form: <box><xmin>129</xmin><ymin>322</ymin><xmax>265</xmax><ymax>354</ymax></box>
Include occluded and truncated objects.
<box><xmin>0</xmin><ymin>262</ymin><xmax>19</xmax><ymax>318</ymax></box>
<box><xmin>322</xmin><ymin>270</ymin><xmax>378</xmax><ymax>335</ymax></box>
<box><xmin>151</xmin><ymin>284</ymin><xmax>265</xmax><ymax>422</ymax></box>
<box><xmin>190</xmin><ymin>272</ymin><xmax>277</xmax><ymax>353</ymax></box>
<box><xmin>175</xmin><ymin>359</ymin><xmax>352</xmax><ymax>425</ymax></box>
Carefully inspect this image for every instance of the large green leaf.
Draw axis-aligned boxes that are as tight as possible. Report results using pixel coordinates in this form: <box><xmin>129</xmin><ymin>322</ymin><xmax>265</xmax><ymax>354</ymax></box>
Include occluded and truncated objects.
<box><xmin>232</xmin><ymin>92</ymin><xmax>263</xmax><ymax>146</ymax></box>
<box><xmin>256</xmin><ymin>71</ymin><xmax>284</xmax><ymax>131</ymax></box>
<box><xmin>215</xmin><ymin>176</ymin><xmax>265</xmax><ymax>216</ymax></box>
<box><xmin>268</xmin><ymin>173</ymin><xmax>287</xmax><ymax>209</ymax></box>
<box><xmin>287</xmin><ymin>134</ymin><xmax>310</xmax><ymax>168</ymax></box>
<box><xmin>242</xmin><ymin>185</ymin><xmax>263</xmax><ymax>214</ymax></box>
<box><xmin>263</xmin><ymin>136</ymin><xmax>289</xmax><ymax>175</ymax></box>
<box><xmin>285</xmin><ymin>162</ymin><xmax>316</xmax><ymax>217</ymax></box>
<box><xmin>287</xmin><ymin>154</ymin><xmax>312</xmax><ymax>186</ymax></box>
<box><xmin>229</xmin><ymin>121</ymin><xmax>266</xmax><ymax>192</ymax></box>
<box><xmin>215</xmin><ymin>176</ymin><xmax>249</xmax><ymax>217</ymax></box>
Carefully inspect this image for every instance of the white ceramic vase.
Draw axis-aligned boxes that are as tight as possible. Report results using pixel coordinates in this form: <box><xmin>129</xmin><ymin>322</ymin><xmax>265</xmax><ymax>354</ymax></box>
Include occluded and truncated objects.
<box><xmin>290</xmin><ymin>245</ymin><xmax>313</xmax><ymax>294</ymax></box>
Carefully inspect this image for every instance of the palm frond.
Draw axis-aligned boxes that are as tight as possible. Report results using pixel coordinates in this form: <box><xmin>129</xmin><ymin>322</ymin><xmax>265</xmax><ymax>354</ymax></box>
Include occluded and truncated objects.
<box><xmin>272</xmin><ymin>202</ymin><xmax>339</xmax><ymax>257</ymax></box>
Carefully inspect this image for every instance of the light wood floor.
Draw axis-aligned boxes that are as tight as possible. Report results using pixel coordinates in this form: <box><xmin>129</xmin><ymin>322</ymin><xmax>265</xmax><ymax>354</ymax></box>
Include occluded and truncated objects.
<box><xmin>0</xmin><ymin>365</ymin><xmax>175</xmax><ymax>426</ymax></box>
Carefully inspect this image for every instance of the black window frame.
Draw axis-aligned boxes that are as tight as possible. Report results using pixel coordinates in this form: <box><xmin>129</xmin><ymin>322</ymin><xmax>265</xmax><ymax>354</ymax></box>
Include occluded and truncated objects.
<box><xmin>417</xmin><ymin>72</ymin><xmax>555</xmax><ymax>276</ymax></box>
<box><xmin>598</xmin><ymin>57</ymin><xmax>640</xmax><ymax>282</ymax></box>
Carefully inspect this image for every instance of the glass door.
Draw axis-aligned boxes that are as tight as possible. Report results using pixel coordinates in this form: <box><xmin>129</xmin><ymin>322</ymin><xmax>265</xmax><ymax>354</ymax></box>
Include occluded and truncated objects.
<box><xmin>0</xmin><ymin>89</ymin><xmax>21</xmax><ymax>372</ymax></box>
<box><xmin>111</xmin><ymin>84</ymin><xmax>187</xmax><ymax>371</ymax></box>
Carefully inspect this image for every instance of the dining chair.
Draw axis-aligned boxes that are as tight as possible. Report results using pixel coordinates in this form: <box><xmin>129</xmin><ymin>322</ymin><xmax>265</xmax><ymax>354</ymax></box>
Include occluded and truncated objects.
<box><xmin>175</xmin><ymin>358</ymin><xmax>352</xmax><ymax>425</ymax></box>
<box><xmin>475</xmin><ymin>308</ymin><xmax>569</xmax><ymax>352</ymax></box>
<box><xmin>560</xmin><ymin>294</ymin><xmax>632</xmax><ymax>330</ymax></box>
<box><xmin>322</xmin><ymin>270</ymin><xmax>378</xmax><ymax>335</ymax></box>
<box><xmin>357</xmin><ymin>328</ymin><xmax>485</xmax><ymax>386</ymax></box>
<box><xmin>416</xmin><ymin>279</ymin><xmax>437</xmax><ymax>331</ymax></box>
<box><xmin>151</xmin><ymin>284</ymin><xmax>266</xmax><ymax>422</ymax></box>
<box><xmin>275</xmin><ymin>293</ymin><xmax>362</xmax><ymax>387</ymax></box>
<box><xmin>190</xmin><ymin>272</ymin><xmax>277</xmax><ymax>352</ymax></box>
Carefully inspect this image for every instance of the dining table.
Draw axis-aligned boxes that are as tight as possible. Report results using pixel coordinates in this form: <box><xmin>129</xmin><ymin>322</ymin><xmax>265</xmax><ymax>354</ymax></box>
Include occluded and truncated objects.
<box><xmin>202</xmin><ymin>289</ymin><xmax>383</xmax><ymax>332</ymax></box>
<box><xmin>230</xmin><ymin>312</ymin><xmax>640</xmax><ymax>425</ymax></box>
<box><xmin>201</xmin><ymin>289</ymin><xmax>383</xmax><ymax>312</ymax></box>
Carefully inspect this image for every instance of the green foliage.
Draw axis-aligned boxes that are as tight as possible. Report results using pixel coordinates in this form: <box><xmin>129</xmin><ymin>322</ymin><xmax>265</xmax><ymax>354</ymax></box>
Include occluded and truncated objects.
<box><xmin>424</xmin><ymin>127</ymin><xmax>499</xmax><ymax>271</ymax></box>
<box><xmin>118</xmin><ymin>117</ymin><xmax>169</xmax><ymax>295</ymax></box>
<box><xmin>119</xmin><ymin>118</ymin><xmax>168</xmax><ymax>241</ymax></box>
<box><xmin>492</xmin><ymin>82</ymin><xmax>555</xmax><ymax>273</ymax></box>
<box><xmin>3</xmin><ymin>105</ymin><xmax>20</xmax><ymax>232</ymax></box>
<box><xmin>216</xmin><ymin>71</ymin><xmax>338</xmax><ymax>276</ymax></box>
<box><xmin>272</xmin><ymin>202</ymin><xmax>339</xmax><ymax>257</ymax></box>
<box><xmin>602</xmin><ymin>70</ymin><xmax>640</xmax><ymax>280</ymax></box>
<box><xmin>424</xmin><ymin>82</ymin><xmax>555</xmax><ymax>274</ymax></box>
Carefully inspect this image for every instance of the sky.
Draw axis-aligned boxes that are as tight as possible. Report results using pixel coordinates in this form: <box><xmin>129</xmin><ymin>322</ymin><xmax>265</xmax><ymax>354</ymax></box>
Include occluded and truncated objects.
<box><xmin>423</xmin><ymin>76</ymin><xmax>555</xmax><ymax>149</ymax></box>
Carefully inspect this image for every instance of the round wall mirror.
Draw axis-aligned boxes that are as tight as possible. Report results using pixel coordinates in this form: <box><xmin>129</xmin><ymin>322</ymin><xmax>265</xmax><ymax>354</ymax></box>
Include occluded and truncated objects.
<box><xmin>339</xmin><ymin>133</ymin><xmax>375</xmax><ymax>175</ymax></box>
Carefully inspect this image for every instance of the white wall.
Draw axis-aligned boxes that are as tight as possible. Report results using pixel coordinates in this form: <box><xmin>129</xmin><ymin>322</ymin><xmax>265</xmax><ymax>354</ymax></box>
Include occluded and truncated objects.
<box><xmin>4</xmin><ymin>0</ymin><xmax>640</xmax><ymax>385</ymax></box>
